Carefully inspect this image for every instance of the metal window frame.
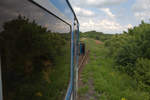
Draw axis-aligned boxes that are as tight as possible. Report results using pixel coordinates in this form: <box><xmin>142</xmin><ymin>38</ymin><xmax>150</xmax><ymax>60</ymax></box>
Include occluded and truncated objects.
<box><xmin>65</xmin><ymin>1</ymin><xmax>79</xmax><ymax>100</ymax></box>
<box><xmin>0</xmin><ymin>55</ymin><xmax>3</xmax><ymax>100</ymax></box>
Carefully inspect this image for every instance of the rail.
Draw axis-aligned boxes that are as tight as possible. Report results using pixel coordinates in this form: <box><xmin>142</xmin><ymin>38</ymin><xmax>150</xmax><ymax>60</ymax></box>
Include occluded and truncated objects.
<box><xmin>78</xmin><ymin>50</ymin><xmax>90</xmax><ymax>73</ymax></box>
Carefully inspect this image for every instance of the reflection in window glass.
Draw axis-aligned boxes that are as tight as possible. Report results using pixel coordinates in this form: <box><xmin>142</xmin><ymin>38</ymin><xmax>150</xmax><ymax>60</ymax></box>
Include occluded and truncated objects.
<box><xmin>49</xmin><ymin>0</ymin><xmax>74</xmax><ymax>21</ymax></box>
<box><xmin>0</xmin><ymin>0</ymin><xmax>71</xmax><ymax>100</ymax></box>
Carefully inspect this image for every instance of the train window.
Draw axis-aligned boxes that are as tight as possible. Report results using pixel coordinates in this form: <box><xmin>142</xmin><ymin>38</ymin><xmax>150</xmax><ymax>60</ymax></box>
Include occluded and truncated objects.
<box><xmin>49</xmin><ymin>0</ymin><xmax>74</xmax><ymax>21</ymax></box>
<box><xmin>0</xmin><ymin>0</ymin><xmax>71</xmax><ymax>100</ymax></box>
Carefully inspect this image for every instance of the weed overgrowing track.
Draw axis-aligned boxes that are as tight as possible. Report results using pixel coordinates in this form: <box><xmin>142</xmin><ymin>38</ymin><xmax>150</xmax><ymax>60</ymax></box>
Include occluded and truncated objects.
<box><xmin>78</xmin><ymin>51</ymin><xmax>99</xmax><ymax>100</ymax></box>
<box><xmin>78</xmin><ymin>38</ymin><xmax>149</xmax><ymax>100</ymax></box>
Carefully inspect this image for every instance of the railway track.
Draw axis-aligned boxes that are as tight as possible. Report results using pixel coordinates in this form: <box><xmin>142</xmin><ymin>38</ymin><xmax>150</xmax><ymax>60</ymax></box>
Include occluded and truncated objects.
<box><xmin>78</xmin><ymin>50</ymin><xmax>90</xmax><ymax>73</ymax></box>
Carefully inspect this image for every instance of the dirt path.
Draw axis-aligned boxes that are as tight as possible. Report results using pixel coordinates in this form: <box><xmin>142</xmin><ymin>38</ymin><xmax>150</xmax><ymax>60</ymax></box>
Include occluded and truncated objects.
<box><xmin>78</xmin><ymin>78</ymin><xmax>99</xmax><ymax>100</ymax></box>
<box><xmin>95</xmin><ymin>40</ymin><xmax>103</xmax><ymax>44</ymax></box>
<box><xmin>78</xmin><ymin>51</ymin><xmax>99</xmax><ymax>100</ymax></box>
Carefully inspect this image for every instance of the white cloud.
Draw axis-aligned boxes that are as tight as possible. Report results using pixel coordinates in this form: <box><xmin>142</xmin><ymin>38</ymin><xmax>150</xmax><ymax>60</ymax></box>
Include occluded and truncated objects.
<box><xmin>132</xmin><ymin>0</ymin><xmax>150</xmax><ymax>11</ymax></box>
<box><xmin>69</xmin><ymin>0</ymin><xmax>133</xmax><ymax>34</ymax></box>
<box><xmin>134</xmin><ymin>12</ymin><xmax>150</xmax><ymax>20</ymax></box>
<box><xmin>80</xmin><ymin>18</ymin><xmax>130</xmax><ymax>33</ymax></box>
<box><xmin>126</xmin><ymin>24</ymin><xmax>133</xmax><ymax>29</ymax></box>
<box><xmin>132</xmin><ymin>0</ymin><xmax>150</xmax><ymax>20</ymax></box>
<box><xmin>100</xmin><ymin>8</ymin><xmax>115</xmax><ymax>18</ymax></box>
<box><xmin>70</xmin><ymin>0</ymin><xmax>128</xmax><ymax>8</ymax></box>
<box><xmin>74</xmin><ymin>6</ymin><xmax>95</xmax><ymax>17</ymax></box>
<box><xmin>87</xmin><ymin>0</ymin><xmax>127</xmax><ymax>7</ymax></box>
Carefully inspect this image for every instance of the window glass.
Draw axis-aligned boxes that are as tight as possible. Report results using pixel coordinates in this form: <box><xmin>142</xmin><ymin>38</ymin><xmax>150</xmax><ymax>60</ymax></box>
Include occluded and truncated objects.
<box><xmin>0</xmin><ymin>0</ymin><xmax>71</xmax><ymax>100</ymax></box>
<box><xmin>49</xmin><ymin>0</ymin><xmax>74</xmax><ymax>21</ymax></box>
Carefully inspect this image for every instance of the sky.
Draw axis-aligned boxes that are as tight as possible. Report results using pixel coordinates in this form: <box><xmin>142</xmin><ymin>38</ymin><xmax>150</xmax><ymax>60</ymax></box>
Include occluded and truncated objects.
<box><xmin>69</xmin><ymin>0</ymin><xmax>150</xmax><ymax>34</ymax></box>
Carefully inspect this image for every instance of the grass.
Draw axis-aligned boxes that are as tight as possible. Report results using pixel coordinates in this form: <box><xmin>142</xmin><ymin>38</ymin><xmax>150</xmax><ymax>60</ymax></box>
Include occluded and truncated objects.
<box><xmin>80</xmin><ymin>38</ymin><xmax>150</xmax><ymax>100</ymax></box>
<box><xmin>78</xmin><ymin>85</ymin><xmax>89</xmax><ymax>96</ymax></box>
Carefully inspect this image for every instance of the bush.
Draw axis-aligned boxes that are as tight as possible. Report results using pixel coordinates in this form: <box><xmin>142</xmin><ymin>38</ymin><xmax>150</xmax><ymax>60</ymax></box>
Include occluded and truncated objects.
<box><xmin>80</xmin><ymin>31</ymin><xmax>113</xmax><ymax>42</ymax></box>
<box><xmin>104</xmin><ymin>21</ymin><xmax>150</xmax><ymax>93</ymax></box>
<box><xmin>134</xmin><ymin>58</ymin><xmax>150</xmax><ymax>92</ymax></box>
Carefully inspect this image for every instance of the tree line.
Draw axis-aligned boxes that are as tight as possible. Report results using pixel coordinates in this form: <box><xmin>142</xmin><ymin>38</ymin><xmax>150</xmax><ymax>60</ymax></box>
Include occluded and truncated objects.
<box><xmin>105</xmin><ymin>21</ymin><xmax>150</xmax><ymax>93</ymax></box>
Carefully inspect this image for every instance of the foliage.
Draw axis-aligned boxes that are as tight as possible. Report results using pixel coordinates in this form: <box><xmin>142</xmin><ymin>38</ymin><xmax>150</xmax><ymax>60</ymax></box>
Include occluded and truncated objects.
<box><xmin>134</xmin><ymin>58</ymin><xmax>150</xmax><ymax>92</ymax></box>
<box><xmin>104</xmin><ymin>21</ymin><xmax>150</xmax><ymax>94</ymax></box>
<box><xmin>80</xmin><ymin>31</ymin><xmax>113</xmax><ymax>42</ymax></box>
<box><xmin>78</xmin><ymin>85</ymin><xmax>89</xmax><ymax>96</ymax></box>
<box><xmin>80</xmin><ymin>38</ymin><xmax>150</xmax><ymax>100</ymax></box>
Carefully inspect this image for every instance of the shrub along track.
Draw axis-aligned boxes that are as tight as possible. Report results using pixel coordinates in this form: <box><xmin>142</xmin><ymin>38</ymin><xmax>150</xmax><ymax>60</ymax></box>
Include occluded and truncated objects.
<box><xmin>77</xmin><ymin>38</ymin><xmax>150</xmax><ymax>100</ymax></box>
<box><xmin>77</xmin><ymin>42</ymin><xmax>100</xmax><ymax>100</ymax></box>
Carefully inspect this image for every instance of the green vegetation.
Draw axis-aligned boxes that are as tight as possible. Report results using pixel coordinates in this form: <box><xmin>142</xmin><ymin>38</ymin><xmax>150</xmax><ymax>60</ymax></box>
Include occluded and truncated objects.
<box><xmin>105</xmin><ymin>21</ymin><xmax>150</xmax><ymax>92</ymax></box>
<box><xmin>0</xmin><ymin>16</ymin><xmax>70</xmax><ymax>100</ymax></box>
<box><xmin>78</xmin><ymin>85</ymin><xmax>89</xmax><ymax>96</ymax></box>
<box><xmin>80</xmin><ymin>38</ymin><xmax>150</xmax><ymax>100</ymax></box>
<box><xmin>80</xmin><ymin>31</ymin><xmax>113</xmax><ymax>42</ymax></box>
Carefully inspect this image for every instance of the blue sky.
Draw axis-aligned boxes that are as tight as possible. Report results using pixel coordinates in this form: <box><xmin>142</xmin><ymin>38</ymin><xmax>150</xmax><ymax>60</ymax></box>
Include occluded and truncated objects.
<box><xmin>69</xmin><ymin>0</ymin><xmax>150</xmax><ymax>34</ymax></box>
